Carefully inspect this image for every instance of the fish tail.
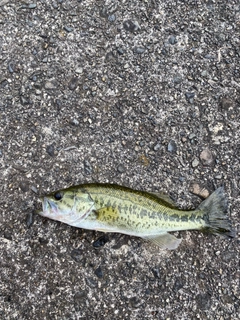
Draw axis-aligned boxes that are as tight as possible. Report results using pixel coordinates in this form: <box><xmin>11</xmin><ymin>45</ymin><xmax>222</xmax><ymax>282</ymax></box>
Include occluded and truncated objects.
<box><xmin>198</xmin><ymin>187</ymin><xmax>235</xmax><ymax>237</ymax></box>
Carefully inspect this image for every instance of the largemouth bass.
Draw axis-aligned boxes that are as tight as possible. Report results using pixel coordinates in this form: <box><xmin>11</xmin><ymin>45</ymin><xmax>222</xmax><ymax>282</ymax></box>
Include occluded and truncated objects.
<box><xmin>38</xmin><ymin>184</ymin><xmax>235</xmax><ymax>250</ymax></box>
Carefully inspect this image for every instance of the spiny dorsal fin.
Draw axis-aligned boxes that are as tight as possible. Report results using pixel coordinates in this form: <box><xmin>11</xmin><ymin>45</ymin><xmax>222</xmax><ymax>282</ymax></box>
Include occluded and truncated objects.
<box><xmin>142</xmin><ymin>233</ymin><xmax>182</xmax><ymax>250</ymax></box>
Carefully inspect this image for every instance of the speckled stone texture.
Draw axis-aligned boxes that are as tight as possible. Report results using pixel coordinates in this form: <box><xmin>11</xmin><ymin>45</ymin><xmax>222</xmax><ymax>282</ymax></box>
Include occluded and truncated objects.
<box><xmin>0</xmin><ymin>1</ymin><xmax>239</xmax><ymax>319</ymax></box>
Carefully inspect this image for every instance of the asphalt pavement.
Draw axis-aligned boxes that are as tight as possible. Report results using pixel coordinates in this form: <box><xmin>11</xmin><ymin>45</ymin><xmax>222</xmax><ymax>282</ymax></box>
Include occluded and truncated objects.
<box><xmin>0</xmin><ymin>1</ymin><xmax>239</xmax><ymax>319</ymax></box>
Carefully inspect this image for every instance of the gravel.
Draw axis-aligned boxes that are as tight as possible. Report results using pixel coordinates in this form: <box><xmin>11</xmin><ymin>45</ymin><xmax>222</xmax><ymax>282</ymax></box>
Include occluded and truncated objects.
<box><xmin>192</xmin><ymin>158</ymin><xmax>199</xmax><ymax>168</ymax></box>
<box><xmin>0</xmin><ymin>0</ymin><xmax>239</xmax><ymax>319</ymax></box>
<box><xmin>200</xmin><ymin>148</ymin><xmax>215</xmax><ymax>166</ymax></box>
<box><xmin>167</xmin><ymin>140</ymin><xmax>177</xmax><ymax>153</ymax></box>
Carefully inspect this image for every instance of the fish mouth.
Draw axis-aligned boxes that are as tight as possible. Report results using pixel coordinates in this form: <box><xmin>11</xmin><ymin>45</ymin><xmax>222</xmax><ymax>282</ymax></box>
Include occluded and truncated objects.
<box><xmin>41</xmin><ymin>197</ymin><xmax>58</xmax><ymax>215</ymax></box>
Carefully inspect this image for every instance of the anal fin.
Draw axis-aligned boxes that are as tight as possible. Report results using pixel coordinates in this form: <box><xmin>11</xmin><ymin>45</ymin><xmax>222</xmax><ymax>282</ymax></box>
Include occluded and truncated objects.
<box><xmin>143</xmin><ymin>233</ymin><xmax>182</xmax><ymax>250</ymax></box>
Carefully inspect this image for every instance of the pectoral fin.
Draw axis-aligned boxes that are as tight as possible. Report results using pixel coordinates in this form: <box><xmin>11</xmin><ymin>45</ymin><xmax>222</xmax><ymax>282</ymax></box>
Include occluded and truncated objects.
<box><xmin>143</xmin><ymin>233</ymin><xmax>182</xmax><ymax>250</ymax></box>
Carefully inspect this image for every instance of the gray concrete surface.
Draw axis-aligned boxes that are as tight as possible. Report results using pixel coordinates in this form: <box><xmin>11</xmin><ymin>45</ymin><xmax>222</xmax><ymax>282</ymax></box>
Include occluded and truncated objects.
<box><xmin>0</xmin><ymin>0</ymin><xmax>239</xmax><ymax>319</ymax></box>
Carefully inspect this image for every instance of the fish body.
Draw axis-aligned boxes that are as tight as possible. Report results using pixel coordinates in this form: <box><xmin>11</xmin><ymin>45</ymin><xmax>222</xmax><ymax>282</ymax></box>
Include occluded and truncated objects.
<box><xmin>39</xmin><ymin>183</ymin><xmax>235</xmax><ymax>250</ymax></box>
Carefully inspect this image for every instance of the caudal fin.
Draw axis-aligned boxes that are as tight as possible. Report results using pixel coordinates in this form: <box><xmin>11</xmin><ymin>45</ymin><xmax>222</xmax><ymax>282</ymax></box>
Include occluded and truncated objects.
<box><xmin>198</xmin><ymin>187</ymin><xmax>235</xmax><ymax>237</ymax></box>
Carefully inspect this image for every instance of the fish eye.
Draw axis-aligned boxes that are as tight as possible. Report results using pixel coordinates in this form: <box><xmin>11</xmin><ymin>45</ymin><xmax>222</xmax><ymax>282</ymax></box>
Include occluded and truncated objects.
<box><xmin>54</xmin><ymin>192</ymin><xmax>62</xmax><ymax>201</ymax></box>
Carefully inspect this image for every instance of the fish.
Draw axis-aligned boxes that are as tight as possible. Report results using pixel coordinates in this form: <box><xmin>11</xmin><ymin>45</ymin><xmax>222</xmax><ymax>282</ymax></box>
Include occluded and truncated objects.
<box><xmin>38</xmin><ymin>183</ymin><xmax>235</xmax><ymax>250</ymax></box>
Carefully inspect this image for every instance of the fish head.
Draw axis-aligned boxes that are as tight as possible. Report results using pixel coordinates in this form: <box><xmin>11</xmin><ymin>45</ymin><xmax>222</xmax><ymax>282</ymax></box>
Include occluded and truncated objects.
<box><xmin>39</xmin><ymin>187</ymin><xmax>95</xmax><ymax>224</ymax></box>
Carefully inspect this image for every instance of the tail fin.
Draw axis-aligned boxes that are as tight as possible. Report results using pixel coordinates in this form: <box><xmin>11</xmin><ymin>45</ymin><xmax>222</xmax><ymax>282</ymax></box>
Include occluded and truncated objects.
<box><xmin>198</xmin><ymin>187</ymin><xmax>235</xmax><ymax>237</ymax></box>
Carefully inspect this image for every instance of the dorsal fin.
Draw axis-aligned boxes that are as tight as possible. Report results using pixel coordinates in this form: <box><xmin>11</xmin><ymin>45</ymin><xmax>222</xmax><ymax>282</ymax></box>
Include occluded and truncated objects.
<box><xmin>148</xmin><ymin>191</ymin><xmax>178</xmax><ymax>208</ymax></box>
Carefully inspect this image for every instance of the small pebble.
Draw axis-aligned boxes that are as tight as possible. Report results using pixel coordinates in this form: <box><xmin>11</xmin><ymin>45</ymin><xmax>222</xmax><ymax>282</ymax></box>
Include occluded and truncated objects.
<box><xmin>123</xmin><ymin>19</ymin><xmax>140</xmax><ymax>32</ymax></box>
<box><xmin>117</xmin><ymin>164</ymin><xmax>126</xmax><ymax>173</ymax></box>
<box><xmin>185</xmin><ymin>92</ymin><xmax>195</xmax><ymax>103</ymax></box>
<box><xmin>31</xmin><ymin>186</ymin><xmax>38</xmax><ymax>194</ymax></box>
<box><xmin>141</xmin><ymin>107</ymin><xmax>148</xmax><ymax>114</ymax></box>
<box><xmin>46</xmin><ymin>144</ymin><xmax>55</xmax><ymax>157</ymax></box>
<box><xmin>4</xmin><ymin>232</ymin><xmax>12</xmax><ymax>240</ymax></box>
<box><xmin>117</xmin><ymin>47</ymin><xmax>124</xmax><ymax>55</ymax></box>
<box><xmin>188</xmin><ymin>133</ymin><xmax>196</xmax><ymax>140</ymax></box>
<box><xmin>64</xmin><ymin>26</ymin><xmax>73</xmax><ymax>32</ymax></box>
<box><xmin>26</xmin><ymin>212</ymin><xmax>34</xmax><ymax>228</ymax></box>
<box><xmin>189</xmin><ymin>183</ymin><xmax>209</xmax><ymax>198</ymax></box>
<box><xmin>167</xmin><ymin>140</ymin><xmax>177</xmax><ymax>153</ymax></box>
<box><xmin>84</xmin><ymin>160</ymin><xmax>92</xmax><ymax>175</ymax></box>
<box><xmin>129</xmin><ymin>296</ymin><xmax>142</xmax><ymax>308</ymax></box>
<box><xmin>19</xmin><ymin>181</ymin><xmax>29</xmax><ymax>192</ymax></box>
<box><xmin>192</xmin><ymin>158</ymin><xmax>199</xmax><ymax>168</ymax></box>
<box><xmin>68</xmin><ymin>77</ymin><xmax>78</xmax><ymax>90</ymax></box>
<box><xmin>45</xmin><ymin>81</ymin><xmax>57</xmax><ymax>90</ymax></box>
<box><xmin>133</xmin><ymin>46</ymin><xmax>145</xmax><ymax>54</ymax></box>
<box><xmin>8</xmin><ymin>62</ymin><xmax>14</xmax><ymax>73</ymax></box>
<box><xmin>71</xmin><ymin>118</ymin><xmax>79</xmax><ymax>125</ymax></box>
<box><xmin>52</xmin><ymin>2</ymin><xmax>58</xmax><ymax>9</ymax></box>
<box><xmin>71</xmin><ymin>249</ymin><xmax>82</xmax><ymax>263</ymax></box>
<box><xmin>20</xmin><ymin>96</ymin><xmax>29</xmax><ymax>105</ymax></box>
<box><xmin>108</xmin><ymin>14</ymin><xmax>116</xmax><ymax>22</ymax></box>
<box><xmin>152</xmin><ymin>268</ymin><xmax>162</xmax><ymax>279</ymax></box>
<box><xmin>201</xmin><ymin>70</ymin><xmax>208</xmax><ymax>77</ymax></box>
<box><xmin>220</xmin><ymin>97</ymin><xmax>232</xmax><ymax>111</ymax></box>
<box><xmin>85</xmin><ymin>277</ymin><xmax>97</xmax><ymax>288</ymax></box>
<box><xmin>94</xmin><ymin>266</ymin><xmax>103</xmax><ymax>278</ymax></box>
<box><xmin>42</xmin><ymin>42</ymin><xmax>48</xmax><ymax>50</ymax></box>
<box><xmin>168</xmin><ymin>35</ymin><xmax>177</xmax><ymax>45</ymax></box>
<box><xmin>200</xmin><ymin>149</ymin><xmax>214</xmax><ymax>166</ymax></box>
<box><xmin>29</xmin><ymin>3</ymin><xmax>37</xmax><ymax>9</ymax></box>
<box><xmin>153</xmin><ymin>143</ymin><xmax>161</xmax><ymax>151</ymax></box>
<box><xmin>39</xmin><ymin>237</ymin><xmax>48</xmax><ymax>245</ymax></box>
<box><xmin>70</xmin><ymin>249</ymin><xmax>83</xmax><ymax>262</ymax></box>
<box><xmin>99</xmin><ymin>7</ymin><xmax>108</xmax><ymax>18</ymax></box>
<box><xmin>93</xmin><ymin>235</ymin><xmax>109</xmax><ymax>248</ymax></box>
<box><xmin>75</xmin><ymin>67</ymin><xmax>83</xmax><ymax>74</ymax></box>
<box><xmin>173</xmin><ymin>74</ymin><xmax>182</xmax><ymax>84</ymax></box>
